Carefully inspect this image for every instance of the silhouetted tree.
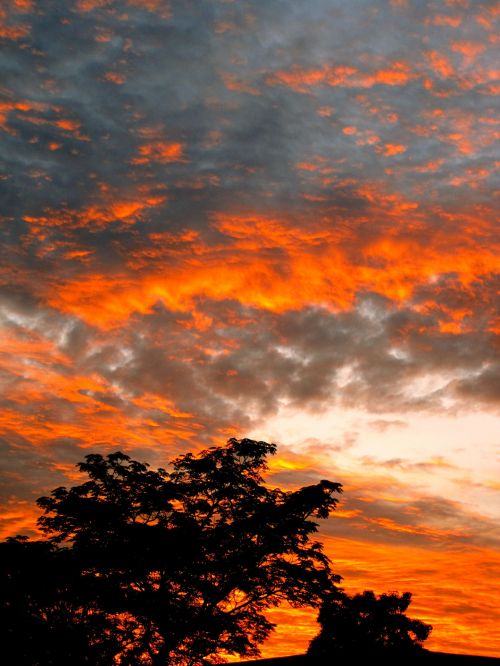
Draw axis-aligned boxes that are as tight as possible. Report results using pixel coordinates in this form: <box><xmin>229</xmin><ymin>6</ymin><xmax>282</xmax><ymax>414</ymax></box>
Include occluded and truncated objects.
<box><xmin>2</xmin><ymin>438</ymin><xmax>342</xmax><ymax>665</ymax></box>
<box><xmin>308</xmin><ymin>589</ymin><xmax>432</xmax><ymax>661</ymax></box>
<box><xmin>0</xmin><ymin>536</ymin><xmax>126</xmax><ymax>665</ymax></box>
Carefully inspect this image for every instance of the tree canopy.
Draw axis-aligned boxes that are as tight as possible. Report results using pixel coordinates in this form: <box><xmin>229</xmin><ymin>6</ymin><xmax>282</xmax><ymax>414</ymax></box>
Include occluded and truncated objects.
<box><xmin>307</xmin><ymin>589</ymin><xmax>432</xmax><ymax>660</ymax></box>
<box><xmin>1</xmin><ymin>438</ymin><xmax>343</xmax><ymax>665</ymax></box>
<box><xmin>0</xmin><ymin>535</ymin><xmax>123</xmax><ymax>665</ymax></box>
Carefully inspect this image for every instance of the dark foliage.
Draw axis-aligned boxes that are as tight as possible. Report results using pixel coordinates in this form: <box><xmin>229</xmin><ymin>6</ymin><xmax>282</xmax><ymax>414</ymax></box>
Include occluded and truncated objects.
<box><xmin>0</xmin><ymin>536</ymin><xmax>124</xmax><ymax>665</ymax></box>
<box><xmin>1</xmin><ymin>438</ymin><xmax>342</xmax><ymax>665</ymax></box>
<box><xmin>308</xmin><ymin>589</ymin><xmax>432</xmax><ymax>660</ymax></box>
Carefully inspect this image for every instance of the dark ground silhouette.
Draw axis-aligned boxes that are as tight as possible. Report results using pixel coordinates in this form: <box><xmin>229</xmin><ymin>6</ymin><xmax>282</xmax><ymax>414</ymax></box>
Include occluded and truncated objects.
<box><xmin>236</xmin><ymin>654</ymin><xmax>500</xmax><ymax>665</ymax></box>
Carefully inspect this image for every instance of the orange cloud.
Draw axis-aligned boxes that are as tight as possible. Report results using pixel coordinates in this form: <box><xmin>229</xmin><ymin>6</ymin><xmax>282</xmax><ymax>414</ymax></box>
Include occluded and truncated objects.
<box><xmin>221</xmin><ymin>72</ymin><xmax>261</xmax><ymax>96</ymax></box>
<box><xmin>415</xmin><ymin>159</ymin><xmax>445</xmax><ymax>173</ymax></box>
<box><xmin>127</xmin><ymin>0</ymin><xmax>172</xmax><ymax>19</ymax></box>
<box><xmin>77</xmin><ymin>0</ymin><xmax>171</xmax><ymax>15</ymax></box>
<box><xmin>103</xmin><ymin>71</ymin><xmax>127</xmax><ymax>85</ymax></box>
<box><xmin>427</xmin><ymin>51</ymin><xmax>455</xmax><ymax>78</ymax></box>
<box><xmin>475</xmin><ymin>5</ymin><xmax>500</xmax><ymax>31</ymax></box>
<box><xmin>381</xmin><ymin>143</ymin><xmax>407</xmax><ymax>156</ymax></box>
<box><xmin>428</xmin><ymin>15</ymin><xmax>462</xmax><ymax>28</ymax></box>
<box><xmin>0</xmin><ymin>1</ymin><xmax>32</xmax><ymax>38</ymax></box>
<box><xmin>267</xmin><ymin>62</ymin><xmax>414</xmax><ymax>92</ymax></box>
<box><xmin>0</xmin><ymin>100</ymin><xmax>48</xmax><ymax>130</ymax></box>
<box><xmin>451</xmin><ymin>41</ymin><xmax>486</xmax><ymax>64</ymax></box>
<box><xmin>32</xmin><ymin>195</ymin><xmax>497</xmax><ymax>330</ymax></box>
<box><xmin>11</xmin><ymin>0</ymin><xmax>35</xmax><ymax>11</ymax></box>
<box><xmin>23</xmin><ymin>192</ymin><xmax>166</xmax><ymax>230</ymax></box>
<box><xmin>54</xmin><ymin>118</ymin><xmax>81</xmax><ymax>131</ymax></box>
<box><xmin>0</xmin><ymin>101</ymin><xmax>89</xmax><ymax>141</ymax></box>
<box><xmin>0</xmin><ymin>23</ymin><xmax>30</xmax><ymax>39</ymax></box>
<box><xmin>131</xmin><ymin>141</ymin><xmax>185</xmax><ymax>164</ymax></box>
<box><xmin>295</xmin><ymin>162</ymin><xmax>320</xmax><ymax>171</ymax></box>
<box><xmin>317</xmin><ymin>106</ymin><xmax>333</xmax><ymax>117</ymax></box>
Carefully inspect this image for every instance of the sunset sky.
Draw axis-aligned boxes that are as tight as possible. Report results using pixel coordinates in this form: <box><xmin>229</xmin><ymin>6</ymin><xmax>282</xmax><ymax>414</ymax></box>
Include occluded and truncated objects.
<box><xmin>1</xmin><ymin>0</ymin><xmax>499</xmax><ymax>658</ymax></box>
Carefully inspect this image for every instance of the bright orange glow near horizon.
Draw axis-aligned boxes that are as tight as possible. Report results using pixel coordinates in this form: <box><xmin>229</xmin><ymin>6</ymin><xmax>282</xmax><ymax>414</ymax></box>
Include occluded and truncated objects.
<box><xmin>1</xmin><ymin>0</ymin><xmax>499</xmax><ymax>660</ymax></box>
<box><xmin>250</xmin><ymin>538</ymin><xmax>500</xmax><ymax>660</ymax></box>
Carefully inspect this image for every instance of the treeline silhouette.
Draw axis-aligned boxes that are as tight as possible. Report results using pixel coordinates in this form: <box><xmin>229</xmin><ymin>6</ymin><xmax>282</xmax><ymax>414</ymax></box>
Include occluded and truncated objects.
<box><xmin>0</xmin><ymin>438</ymin><xmax>431</xmax><ymax>665</ymax></box>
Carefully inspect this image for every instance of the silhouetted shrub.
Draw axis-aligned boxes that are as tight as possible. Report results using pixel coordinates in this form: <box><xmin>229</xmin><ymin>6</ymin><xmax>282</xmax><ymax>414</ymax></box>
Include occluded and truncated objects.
<box><xmin>308</xmin><ymin>589</ymin><xmax>432</xmax><ymax>661</ymax></box>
